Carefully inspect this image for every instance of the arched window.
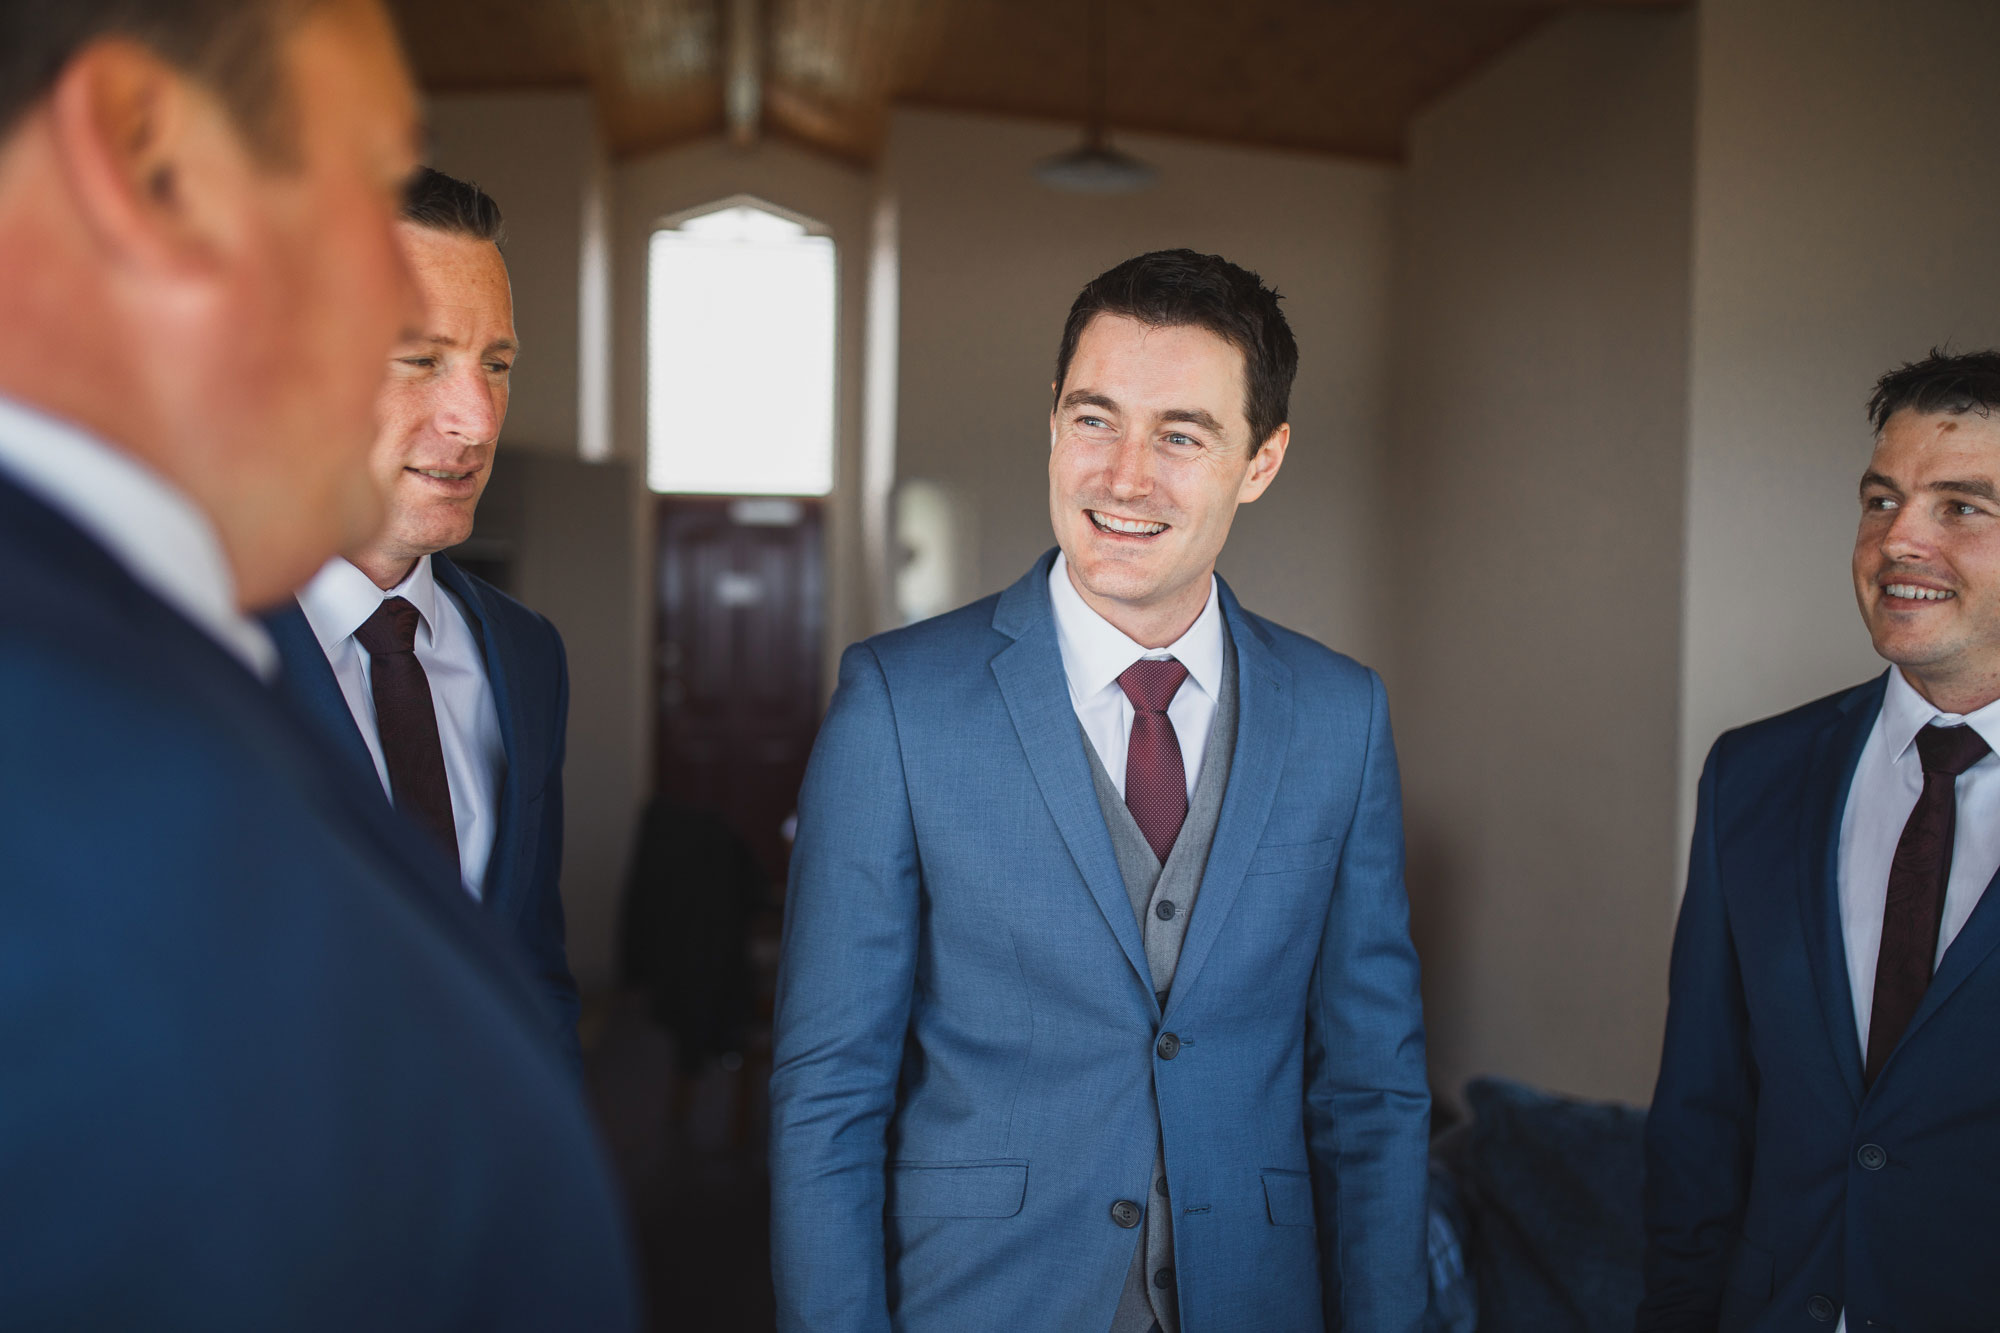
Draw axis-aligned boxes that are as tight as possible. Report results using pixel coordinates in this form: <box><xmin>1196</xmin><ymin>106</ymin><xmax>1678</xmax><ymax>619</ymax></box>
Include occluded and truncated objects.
<box><xmin>646</xmin><ymin>201</ymin><xmax>836</xmax><ymax>496</ymax></box>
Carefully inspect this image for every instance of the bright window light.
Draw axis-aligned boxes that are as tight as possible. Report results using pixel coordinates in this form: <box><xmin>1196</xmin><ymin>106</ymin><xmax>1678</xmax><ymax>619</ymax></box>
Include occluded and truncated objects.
<box><xmin>648</xmin><ymin>204</ymin><xmax>837</xmax><ymax>496</ymax></box>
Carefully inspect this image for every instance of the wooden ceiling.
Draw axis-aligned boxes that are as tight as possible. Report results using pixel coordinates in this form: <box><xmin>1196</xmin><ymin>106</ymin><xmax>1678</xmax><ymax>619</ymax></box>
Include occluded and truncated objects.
<box><xmin>389</xmin><ymin>0</ymin><xmax>1684</xmax><ymax>165</ymax></box>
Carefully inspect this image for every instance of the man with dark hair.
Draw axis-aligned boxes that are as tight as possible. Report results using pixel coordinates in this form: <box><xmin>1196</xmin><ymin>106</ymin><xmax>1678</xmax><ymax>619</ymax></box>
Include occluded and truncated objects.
<box><xmin>770</xmin><ymin>249</ymin><xmax>1430</xmax><ymax>1331</ymax></box>
<box><xmin>1644</xmin><ymin>348</ymin><xmax>2000</xmax><ymax>1332</ymax></box>
<box><xmin>0</xmin><ymin>3</ymin><xmax>634</xmax><ymax>1326</ymax></box>
<box><xmin>268</xmin><ymin>165</ymin><xmax>583</xmax><ymax>1068</ymax></box>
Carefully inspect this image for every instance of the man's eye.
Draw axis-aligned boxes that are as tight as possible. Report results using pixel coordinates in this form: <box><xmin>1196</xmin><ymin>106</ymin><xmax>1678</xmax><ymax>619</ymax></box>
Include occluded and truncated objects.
<box><xmin>397</xmin><ymin>356</ymin><xmax>436</xmax><ymax>370</ymax></box>
<box><xmin>1953</xmin><ymin>502</ymin><xmax>1983</xmax><ymax>516</ymax></box>
<box><xmin>1865</xmin><ymin>495</ymin><xmax>1897</xmax><ymax>511</ymax></box>
<box><xmin>486</xmin><ymin>361</ymin><xmax>513</xmax><ymax>375</ymax></box>
<box><xmin>1078</xmin><ymin>415</ymin><xmax>1109</xmax><ymax>429</ymax></box>
<box><xmin>1163</xmin><ymin>433</ymin><xmax>1197</xmax><ymax>448</ymax></box>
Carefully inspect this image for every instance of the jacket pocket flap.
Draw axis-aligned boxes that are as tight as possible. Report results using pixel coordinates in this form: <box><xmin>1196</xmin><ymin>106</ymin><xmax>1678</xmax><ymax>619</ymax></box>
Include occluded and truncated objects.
<box><xmin>887</xmin><ymin>1160</ymin><xmax>1028</xmax><ymax>1218</ymax></box>
<box><xmin>1261</xmin><ymin>1169</ymin><xmax>1315</xmax><ymax>1226</ymax></box>
<box><xmin>1247</xmin><ymin>838</ymin><xmax>1339</xmax><ymax>876</ymax></box>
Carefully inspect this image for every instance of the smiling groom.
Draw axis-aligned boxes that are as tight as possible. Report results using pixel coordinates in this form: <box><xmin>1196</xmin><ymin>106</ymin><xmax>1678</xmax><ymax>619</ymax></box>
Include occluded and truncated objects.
<box><xmin>769</xmin><ymin>250</ymin><xmax>1430</xmax><ymax>1332</ymax></box>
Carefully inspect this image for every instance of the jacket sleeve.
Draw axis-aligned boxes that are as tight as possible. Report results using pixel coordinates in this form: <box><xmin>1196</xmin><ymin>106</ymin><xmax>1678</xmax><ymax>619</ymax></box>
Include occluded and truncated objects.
<box><xmin>768</xmin><ymin>644</ymin><xmax>920</xmax><ymax>1333</ymax></box>
<box><xmin>1638</xmin><ymin>739</ymin><xmax>1755</xmax><ymax>1332</ymax></box>
<box><xmin>1303</xmin><ymin>668</ymin><xmax>1431</xmax><ymax>1332</ymax></box>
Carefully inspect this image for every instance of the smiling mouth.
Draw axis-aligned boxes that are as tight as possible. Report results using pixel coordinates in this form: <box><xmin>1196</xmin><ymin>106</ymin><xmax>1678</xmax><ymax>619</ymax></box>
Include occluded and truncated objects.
<box><xmin>409</xmin><ymin>467</ymin><xmax>477</xmax><ymax>482</ymax></box>
<box><xmin>1088</xmin><ymin>509</ymin><xmax>1169</xmax><ymax>538</ymax></box>
<box><xmin>1883</xmin><ymin>582</ymin><xmax>1956</xmax><ymax>602</ymax></box>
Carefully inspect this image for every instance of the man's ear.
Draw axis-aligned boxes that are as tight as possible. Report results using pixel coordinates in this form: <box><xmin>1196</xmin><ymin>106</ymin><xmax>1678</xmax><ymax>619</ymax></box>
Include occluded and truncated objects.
<box><xmin>46</xmin><ymin>39</ymin><xmax>244</xmax><ymax>278</ymax></box>
<box><xmin>1238</xmin><ymin>422</ymin><xmax>1290</xmax><ymax>503</ymax></box>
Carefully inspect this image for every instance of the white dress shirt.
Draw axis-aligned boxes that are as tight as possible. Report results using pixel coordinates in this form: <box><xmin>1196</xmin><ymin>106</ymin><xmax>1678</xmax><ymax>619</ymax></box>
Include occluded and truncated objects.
<box><xmin>1838</xmin><ymin>662</ymin><xmax>2000</xmax><ymax>1063</ymax></box>
<box><xmin>297</xmin><ymin>555</ymin><xmax>505</xmax><ymax>898</ymax></box>
<box><xmin>1048</xmin><ymin>551</ymin><xmax>1225</xmax><ymax>800</ymax></box>
<box><xmin>0</xmin><ymin>394</ymin><xmax>275</xmax><ymax>679</ymax></box>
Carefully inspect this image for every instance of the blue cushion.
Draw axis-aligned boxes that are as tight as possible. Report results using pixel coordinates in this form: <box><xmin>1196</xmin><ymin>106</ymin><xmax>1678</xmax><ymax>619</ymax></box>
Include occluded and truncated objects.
<box><xmin>1451</xmin><ymin>1076</ymin><xmax>1648</xmax><ymax>1332</ymax></box>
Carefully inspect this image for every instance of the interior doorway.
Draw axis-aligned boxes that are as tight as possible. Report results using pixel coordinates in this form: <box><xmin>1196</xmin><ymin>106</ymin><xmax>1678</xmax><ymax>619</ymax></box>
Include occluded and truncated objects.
<box><xmin>651</xmin><ymin>496</ymin><xmax>824</xmax><ymax>886</ymax></box>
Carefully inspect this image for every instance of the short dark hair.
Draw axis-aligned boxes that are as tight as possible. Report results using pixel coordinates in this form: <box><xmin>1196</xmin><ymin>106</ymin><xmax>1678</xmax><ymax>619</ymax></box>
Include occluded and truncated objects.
<box><xmin>0</xmin><ymin>0</ymin><xmax>321</xmax><ymax>162</ymax></box>
<box><xmin>402</xmin><ymin>166</ymin><xmax>505</xmax><ymax>246</ymax></box>
<box><xmin>1054</xmin><ymin>249</ymin><xmax>1299</xmax><ymax>450</ymax></box>
<box><xmin>1868</xmin><ymin>348</ymin><xmax>2000</xmax><ymax>432</ymax></box>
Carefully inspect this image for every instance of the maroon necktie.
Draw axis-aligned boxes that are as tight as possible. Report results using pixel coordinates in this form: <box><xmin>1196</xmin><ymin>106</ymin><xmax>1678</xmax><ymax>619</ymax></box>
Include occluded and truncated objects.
<box><xmin>1119</xmin><ymin>658</ymin><xmax>1191</xmax><ymax>866</ymax></box>
<box><xmin>354</xmin><ymin>597</ymin><xmax>460</xmax><ymax>875</ymax></box>
<box><xmin>1864</xmin><ymin>721</ymin><xmax>1989</xmax><ymax>1086</ymax></box>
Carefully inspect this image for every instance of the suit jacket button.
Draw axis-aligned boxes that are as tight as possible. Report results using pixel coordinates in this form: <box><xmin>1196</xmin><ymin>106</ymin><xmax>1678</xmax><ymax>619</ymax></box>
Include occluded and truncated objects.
<box><xmin>1857</xmin><ymin>1143</ymin><xmax>1887</xmax><ymax>1170</ymax></box>
<box><xmin>1807</xmin><ymin>1295</ymin><xmax>1837</xmax><ymax>1322</ymax></box>
<box><xmin>1155</xmin><ymin>899</ymin><xmax>1176</xmax><ymax>920</ymax></box>
<box><xmin>1157</xmin><ymin>1032</ymin><xmax>1181</xmax><ymax>1060</ymax></box>
<box><xmin>1111</xmin><ymin>1199</ymin><xmax>1142</xmax><ymax>1228</ymax></box>
<box><xmin>1153</xmin><ymin>1267</ymin><xmax>1176</xmax><ymax>1289</ymax></box>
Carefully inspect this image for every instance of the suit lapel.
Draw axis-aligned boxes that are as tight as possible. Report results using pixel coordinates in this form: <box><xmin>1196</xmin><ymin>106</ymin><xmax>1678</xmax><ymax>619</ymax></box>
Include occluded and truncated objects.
<box><xmin>432</xmin><ymin>555</ymin><xmax>520</xmax><ymax>908</ymax></box>
<box><xmin>1797</xmin><ymin>674</ymin><xmax>1884</xmax><ymax>1109</ymax></box>
<box><xmin>1895</xmin><ymin>797</ymin><xmax>2000</xmax><ymax>1074</ymax></box>
<box><xmin>265</xmin><ymin>600</ymin><xmax>388</xmax><ymax>794</ymax></box>
<box><xmin>990</xmin><ymin>555</ymin><xmax>1153</xmax><ymax>993</ymax></box>
<box><xmin>1162</xmin><ymin>580</ymin><xmax>1290</xmax><ymax>1019</ymax></box>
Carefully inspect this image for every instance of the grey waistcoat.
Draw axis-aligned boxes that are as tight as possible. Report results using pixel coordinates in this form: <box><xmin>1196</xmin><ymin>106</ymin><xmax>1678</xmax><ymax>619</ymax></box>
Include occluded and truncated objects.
<box><xmin>1085</xmin><ymin>639</ymin><xmax>1238</xmax><ymax>1333</ymax></box>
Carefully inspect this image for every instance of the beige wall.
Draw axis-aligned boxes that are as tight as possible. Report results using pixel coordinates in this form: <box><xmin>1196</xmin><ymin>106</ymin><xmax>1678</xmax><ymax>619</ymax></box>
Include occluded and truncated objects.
<box><xmin>1679</xmin><ymin>0</ymin><xmax>2000</xmax><ymax>829</ymax></box>
<box><xmin>886</xmin><ymin>108</ymin><xmax>1401</xmax><ymax>668</ymax></box>
<box><xmin>1389</xmin><ymin>9</ymin><xmax>1696</xmax><ymax>1107</ymax></box>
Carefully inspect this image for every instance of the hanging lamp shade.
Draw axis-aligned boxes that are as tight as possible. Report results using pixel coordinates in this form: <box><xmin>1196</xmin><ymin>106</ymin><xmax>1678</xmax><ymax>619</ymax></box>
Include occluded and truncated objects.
<box><xmin>1034</xmin><ymin>0</ymin><xmax>1155</xmax><ymax>195</ymax></box>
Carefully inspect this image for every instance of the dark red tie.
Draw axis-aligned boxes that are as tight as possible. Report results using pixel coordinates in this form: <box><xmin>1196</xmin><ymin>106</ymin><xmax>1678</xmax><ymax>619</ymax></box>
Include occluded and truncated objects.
<box><xmin>354</xmin><ymin>596</ymin><xmax>459</xmax><ymax>875</ymax></box>
<box><xmin>1865</xmin><ymin>721</ymin><xmax>1989</xmax><ymax>1086</ymax></box>
<box><xmin>1119</xmin><ymin>658</ymin><xmax>1191</xmax><ymax>866</ymax></box>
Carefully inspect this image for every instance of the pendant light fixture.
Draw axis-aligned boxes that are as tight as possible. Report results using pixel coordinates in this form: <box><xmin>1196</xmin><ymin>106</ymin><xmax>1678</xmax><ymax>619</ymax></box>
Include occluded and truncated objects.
<box><xmin>1034</xmin><ymin>0</ymin><xmax>1156</xmax><ymax>194</ymax></box>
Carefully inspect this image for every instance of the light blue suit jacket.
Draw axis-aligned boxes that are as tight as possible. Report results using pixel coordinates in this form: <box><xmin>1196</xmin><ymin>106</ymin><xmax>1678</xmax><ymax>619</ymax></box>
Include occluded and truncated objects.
<box><xmin>769</xmin><ymin>552</ymin><xmax>1429</xmax><ymax>1332</ymax></box>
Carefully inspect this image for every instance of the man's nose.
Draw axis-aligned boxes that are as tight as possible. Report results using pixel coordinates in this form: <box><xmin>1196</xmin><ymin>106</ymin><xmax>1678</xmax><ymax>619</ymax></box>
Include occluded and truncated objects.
<box><xmin>436</xmin><ymin>365</ymin><xmax>500</xmax><ymax>446</ymax></box>
<box><xmin>1105</xmin><ymin>431</ymin><xmax>1153</xmax><ymax>497</ymax></box>
<box><xmin>1881</xmin><ymin>504</ymin><xmax>1937</xmax><ymax>561</ymax></box>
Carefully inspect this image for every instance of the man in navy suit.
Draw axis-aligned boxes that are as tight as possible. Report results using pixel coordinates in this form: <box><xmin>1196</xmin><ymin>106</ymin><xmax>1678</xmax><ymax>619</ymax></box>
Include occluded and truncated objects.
<box><xmin>0</xmin><ymin>3</ymin><xmax>633</xmax><ymax>1327</ymax></box>
<box><xmin>265</xmin><ymin>168</ymin><xmax>582</xmax><ymax>1067</ymax></box>
<box><xmin>770</xmin><ymin>250</ymin><xmax>1430</xmax><ymax>1331</ymax></box>
<box><xmin>1644</xmin><ymin>349</ymin><xmax>2000</xmax><ymax>1332</ymax></box>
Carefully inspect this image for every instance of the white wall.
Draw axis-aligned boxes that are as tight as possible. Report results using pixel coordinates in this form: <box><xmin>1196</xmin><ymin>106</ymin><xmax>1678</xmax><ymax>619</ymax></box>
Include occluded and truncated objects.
<box><xmin>1678</xmin><ymin>0</ymin><xmax>2000</xmax><ymax>827</ymax></box>
<box><xmin>1389</xmin><ymin>8</ymin><xmax>1696</xmax><ymax>1107</ymax></box>
<box><xmin>886</xmin><ymin>108</ymin><xmax>1401</xmax><ymax>668</ymax></box>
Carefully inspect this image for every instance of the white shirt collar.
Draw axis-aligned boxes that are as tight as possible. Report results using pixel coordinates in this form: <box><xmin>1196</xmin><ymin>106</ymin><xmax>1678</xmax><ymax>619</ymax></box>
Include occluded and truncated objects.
<box><xmin>1048</xmin><ymin>550</ymin><xmax>1224</xmax><ymax>703</ymax></box>
<box><xmin>298</xmin><ymin>553</ymin><xmax>441</xmax><ymax>653</ymax></box>
<box><xmin>0</xmin><ymin>393</ymin><xmax>276</xmax><ymax>680</ymax></box>
<box><xmin>1879</xmin><ymin>666</ymin><xmax>2000</xmax><ymax>766</ymax></box>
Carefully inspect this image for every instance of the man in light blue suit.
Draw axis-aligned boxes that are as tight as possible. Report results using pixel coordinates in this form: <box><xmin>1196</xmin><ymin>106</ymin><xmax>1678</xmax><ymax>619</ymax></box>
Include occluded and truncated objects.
<box><xmin>771</xmin><ymin>250</ymin><xmax>1430</xmax><ymax>1331</ymax></box>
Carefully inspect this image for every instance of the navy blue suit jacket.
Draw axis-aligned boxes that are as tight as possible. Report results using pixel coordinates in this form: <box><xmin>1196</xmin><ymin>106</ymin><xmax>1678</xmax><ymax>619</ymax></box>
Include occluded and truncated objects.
<box><xmin>265</xmin><ymin>556</ymin><xmax>581</xmax><ymax>1069</ymax></box>
<box><xmin>0</xmin><ymin>475</ymin><xmax>634</xmax><ymax>1329</ymax></box>
<box><xmin>1643</xmin><ymin>675</ymin><xmax>2000</xmax><ymax>1332</ymax></box>
<box><xmin>770</xmin><ymin>553</ymin><xmax>1430</xmax><ymax>1332</ymax></box>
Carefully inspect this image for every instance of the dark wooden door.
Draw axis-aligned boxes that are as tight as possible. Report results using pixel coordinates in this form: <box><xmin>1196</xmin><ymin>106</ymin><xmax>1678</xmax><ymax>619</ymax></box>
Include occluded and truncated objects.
<box><xmin>653</xmin><ymin>496</ymin><xmax>824</xmax><ymax>888</ymax></box>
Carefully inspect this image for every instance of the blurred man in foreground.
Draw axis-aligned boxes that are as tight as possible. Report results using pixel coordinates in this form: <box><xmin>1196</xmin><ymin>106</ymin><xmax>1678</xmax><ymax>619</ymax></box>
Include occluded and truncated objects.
<box><xmin>0</xmin><ymin>2</ymin><xmax>635</xmax><ymax>1326</ymax></box>
<box><xmin>268</xmin><ymin>168</ymin><xmax>583</xmax><ymax>1069</ymax></box>
<box><xmin>1644</xmin><ymin>350</ymin><xmax>2000</xmax><ymax>1332</ymax></box>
